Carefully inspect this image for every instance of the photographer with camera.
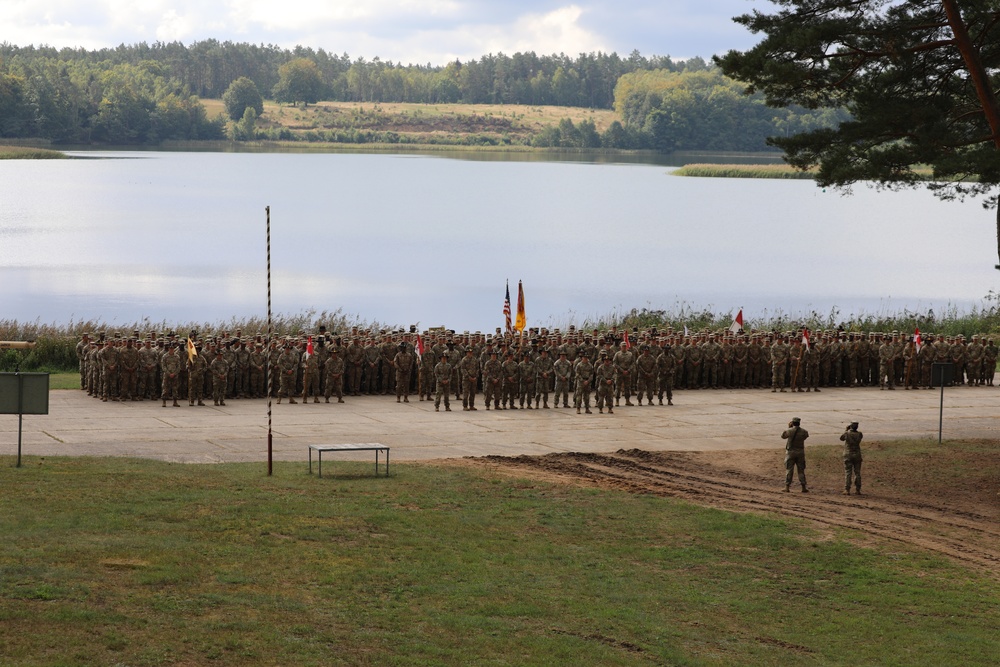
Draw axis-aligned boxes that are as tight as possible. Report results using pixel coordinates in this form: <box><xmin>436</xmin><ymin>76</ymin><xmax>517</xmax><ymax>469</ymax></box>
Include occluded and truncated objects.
<box><xmin>840</xmin><ymin>422</ymin><xmax>864</xmax><ymax>495</ymax></box>
<box><xmin>782</xmin><ymin>417</ymin><xmax>809</xmax><ymax>492</ymax></box>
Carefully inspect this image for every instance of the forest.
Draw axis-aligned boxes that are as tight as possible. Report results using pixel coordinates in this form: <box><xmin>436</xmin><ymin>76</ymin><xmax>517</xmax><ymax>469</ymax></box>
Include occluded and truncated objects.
<box><xmin>0</xmin><ymin>40</ymin><xmax>845</xmax><ymax>150</ymax></box>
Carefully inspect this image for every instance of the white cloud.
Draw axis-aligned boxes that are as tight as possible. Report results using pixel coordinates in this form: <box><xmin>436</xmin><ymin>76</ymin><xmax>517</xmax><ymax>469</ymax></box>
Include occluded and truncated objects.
<box><xmin>1</xmin><ymin>0</ymin><xmax>755</xmax><ymax>62</ymax></box>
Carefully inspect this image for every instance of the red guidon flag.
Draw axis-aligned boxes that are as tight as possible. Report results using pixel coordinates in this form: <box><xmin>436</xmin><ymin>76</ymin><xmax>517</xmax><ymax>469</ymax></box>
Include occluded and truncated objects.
<box><xmin>729</xmin><ymin>308</ymin><xmax>744</xmax><ymax>334</ymax></box>
<box><xmin>415</xmin><ymin>333</ymin><xmax>425</xmax><ymax>359</ymax></box>
<box><xmin>914</xmin><ymin>327</ymin><xmax>922</xmax><ymax>353</ymax></box>
<box><xmin>802</xmin><ymin>328</ymin><xmax>811</xmax><ymax>350</ymax></box>
<box><xmin>305</xmin><ymin>336</ymin><xmax>314</xmax><ymax>358</ymax></box>
<box><xmin>623</xmin><ymin>329</ymin><xmax>631</xmax><ymax>350</ymax></box>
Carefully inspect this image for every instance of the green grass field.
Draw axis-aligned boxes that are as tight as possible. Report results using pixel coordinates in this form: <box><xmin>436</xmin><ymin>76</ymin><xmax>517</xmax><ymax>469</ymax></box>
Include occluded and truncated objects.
<box><xmin>2</xmin><ymin>455</ymin><xmax>997</xmax><ymax>666</ymax></box>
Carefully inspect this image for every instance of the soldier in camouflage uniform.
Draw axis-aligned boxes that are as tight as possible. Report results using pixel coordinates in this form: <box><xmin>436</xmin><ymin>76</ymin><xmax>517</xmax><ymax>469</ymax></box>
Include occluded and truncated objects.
<box><xmin>210</xmin><ymin>349</ymin><xmax>229</xmax><ymax>406</ymax></box>
<box><xmin>434</xmin><ymin>352</ymin><xmax>452</xmax><ymax>412</ymax></box>
<box><xmin>458</xmin><ymin>347</ymin><xmax>480</xmax><ymax>410</ymax></box>
<box><xmin>324</xmin><ymin>349</ymin><xmax>345</xmax><ymax>403</ymax></box>
<box><xmin>344</xmin><ymin>338</ymin><xmax>364</xmax><ymax>396</ymax></box>
<box><xmin>249</xmin><ymin>343</ymin><xmax>266</xmax><ymax>398</ymax></box>
<box><xmin>553</xmin><ymin>351</ymin><xmax>572</xmax><ymax>408</ymax></box>
<box><xmin>840</xmin><ymin>422</ymin><xmax>863</xmax><ymax>495</ymax></box>
<box><xmin>276</xmin><ymin>343</ymin><xmax>299</xmax><ymax>404</ymax></box>
<box><xmin>518</xmin><ymin>351</ymin><xmax>537</xmax><ymax>409</ymax></box>
<box><xmin>500</xmin><ymin>350</ymin><xmax>520</xmax><ymax>409</ymax></box>
<box><xmin>635</xmin><ymin>344</ymin><xmax>657</xmax><ymax>405</ymax></box>
<box><xmin>394</xmin><ymin>342</ymin><xmax>415</xmax><ymax>403</ymax></box>
<box><xmin>878</xmin><ymin>335</ymin><xmax>896</xmax><ymax>390</ymax></box>
<box><xmin>187</xmin><ymin>343</ymin><xmax>208</xmax><ymax>406</ymax></box>
<box><xmin>771</xmin><ymin>335</ymin><xmax>789</xmax><ymax>392</ymax></box>
<box><xmin>119</xmin><ymin>337</ymin><xmax>140</xmax><ymax>401</ymax></box>
<box><xmin>535</xmin><ymin>348</ymin><xmax>553</xmax><ymax>408</ymax></box>
<box><xmin>482</xmin><ymin>350</ymin><xmax>502</xmax><ymax>409</ymax></box>
<box><xmin>160</xmin><ymin>343</ymin><xmax>182</xmax><ymax>407</ymax></box>
<box><xmin>301</xmin><ymin>345</ymin><xmax>321</xmax><ymax>404</ymax></box>
<box><xmin>139</xmin><ymin>339</ymin><xmax>158</xmax><ymax>400</ymax></box>
<box><xmin>595</xmin><ymin>351</ymin><xmax>616</xmax><ymax>414</ymax></box>
<box><xmin>574</xmin><ymin>351</ymin><xmax>595</xmax><ymax>414</ymax></box>
<box><xmin>782</xmin><ymin>417</ymin><xmax>809</xmax><ymax>493</ymax></box>
<box><xmin>984</xmin><ymin>338</ymin><xmax>998</xmax><ymax>386</ymax></box>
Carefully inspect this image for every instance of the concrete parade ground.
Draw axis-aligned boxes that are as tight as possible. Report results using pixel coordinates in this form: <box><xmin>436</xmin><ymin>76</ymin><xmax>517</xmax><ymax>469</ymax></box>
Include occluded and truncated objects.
<box><xmin>3</xmin><ymin>385</ymin><xmax>998</xmax><ymax>465</ymax></box>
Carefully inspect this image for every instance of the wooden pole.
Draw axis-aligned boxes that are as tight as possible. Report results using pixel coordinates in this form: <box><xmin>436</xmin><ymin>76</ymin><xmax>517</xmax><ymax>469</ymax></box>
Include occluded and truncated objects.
<box><xmin>266</xmin><ymin>206</ymin><xmax>273</xmax><ymax>476</ymax></box>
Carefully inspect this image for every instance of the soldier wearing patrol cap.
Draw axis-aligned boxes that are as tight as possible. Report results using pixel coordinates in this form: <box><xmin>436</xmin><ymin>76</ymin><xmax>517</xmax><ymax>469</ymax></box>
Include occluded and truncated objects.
<box><xmin>782</xmin><ymin>417</ymin><xmax>809</xmax><ymax>493</ymax></box>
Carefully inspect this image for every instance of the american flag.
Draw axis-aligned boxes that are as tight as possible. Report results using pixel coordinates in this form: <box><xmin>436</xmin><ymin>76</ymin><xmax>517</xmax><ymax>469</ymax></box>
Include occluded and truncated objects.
<box><xmin>503</xmin><ymin>281</ymin><xmax>512</xmax><ymax>335</ymax></box>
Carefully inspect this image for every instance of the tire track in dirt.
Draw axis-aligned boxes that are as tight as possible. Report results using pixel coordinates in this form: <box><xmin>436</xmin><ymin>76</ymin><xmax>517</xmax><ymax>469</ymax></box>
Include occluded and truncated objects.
<box><xmin>478</xmin><ymin>450</ymin><xmax>1000</xmax><ymax>574</ymax></box>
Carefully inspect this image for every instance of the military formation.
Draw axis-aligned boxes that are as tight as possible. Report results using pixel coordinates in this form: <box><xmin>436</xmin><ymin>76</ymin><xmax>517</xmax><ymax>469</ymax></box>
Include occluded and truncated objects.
<box><xmin>74</xmin><ymin>325</ymin><xmax>998</xmax><ymax>409</ymax></box>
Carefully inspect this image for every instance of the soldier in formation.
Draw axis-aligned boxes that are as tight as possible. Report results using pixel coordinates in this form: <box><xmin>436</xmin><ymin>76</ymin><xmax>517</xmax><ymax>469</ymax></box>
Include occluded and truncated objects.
<box><xmin>76</xmin><ymin>325</ymin><xmax>997</xmax><ymax>416</ymax></box>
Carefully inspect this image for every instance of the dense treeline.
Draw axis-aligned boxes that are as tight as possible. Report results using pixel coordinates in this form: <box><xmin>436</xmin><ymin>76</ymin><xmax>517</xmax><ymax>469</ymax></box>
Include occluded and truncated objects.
<box><xmin>0</xmin><ymin>40</ymin><xmax>845</xmax><ymax>149</ymax></box>
<box><xmin>614</xmin><ymin>69</ymin><xmax>850</xmax><ymax>152</ymax></box>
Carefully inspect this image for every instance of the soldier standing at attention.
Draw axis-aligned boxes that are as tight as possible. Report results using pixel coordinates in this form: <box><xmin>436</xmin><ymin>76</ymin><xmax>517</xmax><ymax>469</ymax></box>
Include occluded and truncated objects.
<box><xmin>535</xmin><ymin>347</ymin><xmax>554</xmax><ymax>408</ymax></box>
<box><xmin>482</xmin><ymin>350</ymin><xmax>502</xmax><ymax>409</ymax></box>
<box><xmin>210</xmin><ymin>349</ymin><xmax>229</xmax><ymax>406</ymax></box>
<box><xmin>613</xmin><ymin>341</ymin><xmax>635</xmax><ymax>405</ymax></box>
<box><xmin>119</xmin><ymin>337</ymin><xmax>140</xmax><ymax>402</ymax></box>
<box><xmin>595</xmin><ymin>351</ymin><xmax>616</xmax><ymax>414</ymax></box>
<box><xmin>139</xmin><ymin>338</ymin><xmax>158</xmax><ymax>400</ymax></box>
<box><xmin>771</xmin><ymin>335</ymin><xmax>789</xmax><ymax>393</ymax></box>
<box><xmin>394</xmin><ymin>342</ymin><xmax>415</xmax><ymax>403</ymax></box>
<box><xmin>518</xmin><ymin>351</ymin><xmax>537</xmax><ymax>409</ymax></box>
<box><xmin>457</xmin><ymin>346</ymin><xmax>480</xmax><ymax>410</ymax></box>
<box><xmin>635</xmin><ymin>344</ymin><xmax>657</xmax><ymax>405</ymax></box>
<box><xmin>840</xmin><ymin>422</ymin><xmax>863</xmax><ymax>495</ymax></box>
<box><xmin>984</xmin><ymin>338</ymin><xmax>998</xmax><ymax>386</ymax></box>
<box><xmin>324</xmin><ymin>349</ymin><xmax>345</xmax><ymax>403</ymax></box>
<box><xmin>656</xmin><ymin>340</ymin><xmax>675</xmax><ymax>405</ymax></box>
<box><xmin>187</xmin><ymin>342</ymin><xmax>208</xmax><ymax>406</ymax></box>
<box><xmin>501</xmin><ymin>350</ymin><xmax>520</xmax><ymax>409</ymax></box>
<box><xmin>301</xmin><ymin>344</ymin><xmax>321</xmax><ymax>404</ymax></box>
<box><xmin>782</xmin><ymin>417</ymin><xmax>809</xmax><ymax>492</ymax></box>
<box><xmin>434</xmin><ymin>352</ymin><xmax>452</xmax><ymax>412</ymax></box>
<box><xmin>277</xmin><ymin>343</ymin><xmax>299</xmax><ymax>404</ymax></box>
<box><xmin>160</xmin><ymin>343</ymin><xmax>182</xmax><ymax>408</ymax></box>
<box><xmin>574</xmin><ymin>351</ymin><xmax>595</xmax><ymax>414</ymax></box>
<box><xmin>345</xmin><ymin>338</ymin><xmax>364</xmax><ymax>396</ymax></box>
<box><xmin>553</xmin><ymin>351</ymin><xmax>572</xmax><ymax>408</ymax></box>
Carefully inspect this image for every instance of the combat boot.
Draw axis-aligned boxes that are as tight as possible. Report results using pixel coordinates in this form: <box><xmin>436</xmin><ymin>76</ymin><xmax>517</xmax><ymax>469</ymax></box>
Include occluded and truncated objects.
<box><xmin>842</xmin><ymin>489</ymin><xmax>850</xmax><ymax>495</ymax></box>
<box><xmin>607</xmin><ymin>408</ymin><xmax>614</xmax><ymax>414</ymax></box>
<box><xmin>289</xmin><ymin>398</ymin><xmax>297</xmax><ymax>404</ymax></box>
<box><xmin>784</xmin><ymin>485</ymin><xmax>790</xmax><ymax>492</ymax></box>
<box><xmin>162</xmin><ymin>399</ymin><xmax>167</xmax><ymax>407</ymax></box>
<box><xmin>276</xmin><ymin>397</ymin><xmax>282</xmax><ymax>404</ymax></box>
<box><xmin>577</xmin><ymin>407</ymin><xmax>581</xmax><ymax>414</ymax></box>
<box><xmin>801</xmin><ymin>485</ymin><xmax>809</xmax><ymax>493</ymax></box>
<box><xmin>219</xmin><ymin>400</ymin><xmax>226</xmax><ymax>406</ymax></box>
<box><xmin>172</xmin><ymin>399</ymin><xmax>180</xmax><ymax>407</ymax></box>
<box><xmin>585</xmin><ymin>408</ymin><xmax>592</xmax><ymax>414</ymax></box>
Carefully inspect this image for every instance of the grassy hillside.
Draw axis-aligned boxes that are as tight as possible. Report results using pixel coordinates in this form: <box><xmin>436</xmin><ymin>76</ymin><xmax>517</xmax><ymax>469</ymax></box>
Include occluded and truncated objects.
<box><xmin>201</xmin><ymin>99</ymin><xmax>619</xmax><ymax>145</ymax></box>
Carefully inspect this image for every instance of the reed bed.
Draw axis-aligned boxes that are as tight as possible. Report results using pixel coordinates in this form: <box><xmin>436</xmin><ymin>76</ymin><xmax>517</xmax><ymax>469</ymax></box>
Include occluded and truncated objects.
<box><xmin>673</xmin><ymin>163</ymin><xmax>814</xmax><ymax>179</ymax></box>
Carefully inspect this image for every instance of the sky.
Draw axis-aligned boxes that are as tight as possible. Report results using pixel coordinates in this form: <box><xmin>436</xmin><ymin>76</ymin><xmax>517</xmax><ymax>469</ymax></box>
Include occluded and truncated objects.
<box><xmin>3</xmin><ymin>0</ymin><xmax>762</xmax><ymax>65</ymax></box>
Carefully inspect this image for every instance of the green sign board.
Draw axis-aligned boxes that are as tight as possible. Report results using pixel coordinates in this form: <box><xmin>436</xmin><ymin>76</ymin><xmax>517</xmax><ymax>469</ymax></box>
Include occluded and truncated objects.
<box><xmin>0</xmin><ymin>373</ymin><xmax>50</xmax><ymax>415</ymax></box>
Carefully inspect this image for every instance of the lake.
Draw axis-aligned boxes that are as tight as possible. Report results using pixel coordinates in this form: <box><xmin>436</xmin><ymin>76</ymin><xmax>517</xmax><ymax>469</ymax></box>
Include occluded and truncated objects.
<box><xmin>1</xmin><ymin>150</ymin><xmax>997</xmax><ymax>332</ymax></box>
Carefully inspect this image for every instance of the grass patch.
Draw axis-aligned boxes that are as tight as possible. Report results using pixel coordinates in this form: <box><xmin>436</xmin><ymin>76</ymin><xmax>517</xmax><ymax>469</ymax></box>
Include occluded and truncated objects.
<box><xmin>0</xmin><ymin>145</ymin><xmax>67</xmax><ymax>159</ymax></box>
<box><xmin>1</xmin><ymin>456</ymin><xmax>997</xmax><ymax>665</ymax></box>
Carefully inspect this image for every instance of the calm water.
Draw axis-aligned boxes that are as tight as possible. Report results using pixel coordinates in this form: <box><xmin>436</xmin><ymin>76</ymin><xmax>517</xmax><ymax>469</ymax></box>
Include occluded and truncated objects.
<box><xmin>1</xmin><ymin>150</ymin><xmax>996</xmax><ymax>331</ymax></box>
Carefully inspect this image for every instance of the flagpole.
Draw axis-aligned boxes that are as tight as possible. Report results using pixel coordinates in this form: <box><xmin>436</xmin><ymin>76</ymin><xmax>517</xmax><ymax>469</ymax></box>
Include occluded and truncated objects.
<box><xmin>266</xmin><ymin>205</ymin><xmax>273</xmax><ymax>477</ymax></box>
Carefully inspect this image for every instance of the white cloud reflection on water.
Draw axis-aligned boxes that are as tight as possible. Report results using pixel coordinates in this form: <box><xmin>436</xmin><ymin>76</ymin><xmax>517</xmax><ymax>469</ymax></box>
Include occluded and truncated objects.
<box><xmin>1</xmin><ymin>150</ymin><xmax>997</xmax><ymax>331</ymax></box>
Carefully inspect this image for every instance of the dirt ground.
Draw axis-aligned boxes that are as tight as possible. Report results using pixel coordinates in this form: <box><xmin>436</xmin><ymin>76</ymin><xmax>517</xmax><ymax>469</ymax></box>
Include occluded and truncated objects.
<box><xmin>441</xmin><ymin>441</ymin><xmax>1000</xmax><ymax>576</ymax></box>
